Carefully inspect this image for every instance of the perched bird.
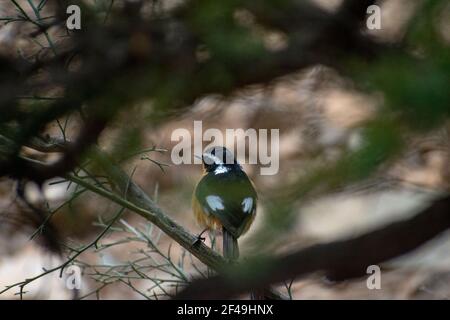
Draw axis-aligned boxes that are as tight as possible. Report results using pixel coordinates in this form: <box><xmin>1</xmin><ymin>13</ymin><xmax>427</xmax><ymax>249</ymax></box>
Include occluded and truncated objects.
<box><xmin>192</xmin><ymin>146</ymin><xmax>257</xmax><ymax>260</ymax></box>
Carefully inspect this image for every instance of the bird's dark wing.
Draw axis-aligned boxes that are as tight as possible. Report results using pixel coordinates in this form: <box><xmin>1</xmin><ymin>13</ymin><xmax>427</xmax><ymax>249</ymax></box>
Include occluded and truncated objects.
<box><xmin>195</xmin><ymin>170</ymin><xmax>256</xmax><ymax>238</ymax></box>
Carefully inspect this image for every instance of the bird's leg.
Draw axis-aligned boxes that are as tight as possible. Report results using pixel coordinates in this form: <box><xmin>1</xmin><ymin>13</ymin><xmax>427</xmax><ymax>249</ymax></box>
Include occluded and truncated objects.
<box><xmin>197</xmin><ymin>228</ymin><xmax>208</xmax><ymax>242</ymax></box>
<box><xmin>192</xmin><ymin>228</ymin><xmax>208</xmax><ymax>246</ymax></box>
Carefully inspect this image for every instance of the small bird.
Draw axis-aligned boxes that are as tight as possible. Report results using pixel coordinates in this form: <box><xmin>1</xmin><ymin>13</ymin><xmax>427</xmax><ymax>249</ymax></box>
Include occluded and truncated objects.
<box><xmin>192</xmin><ymin>146</ymin><xmax>257</xmax><ymax>260</ymax></box>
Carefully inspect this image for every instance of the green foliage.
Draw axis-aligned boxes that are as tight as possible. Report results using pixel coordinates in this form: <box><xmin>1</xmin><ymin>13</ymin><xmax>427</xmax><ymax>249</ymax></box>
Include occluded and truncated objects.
<box><xmin>1</xmin><ymin>0</ymin><xmax>450</xmax><ymax>299</ymax></box>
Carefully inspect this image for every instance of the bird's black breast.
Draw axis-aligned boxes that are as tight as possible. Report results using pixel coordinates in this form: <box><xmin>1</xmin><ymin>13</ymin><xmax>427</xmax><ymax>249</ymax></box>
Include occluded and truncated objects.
<box><xmin>195</xmin><ymin>168</ymin><xmax>257</xmax><ymax>238</ymax></box>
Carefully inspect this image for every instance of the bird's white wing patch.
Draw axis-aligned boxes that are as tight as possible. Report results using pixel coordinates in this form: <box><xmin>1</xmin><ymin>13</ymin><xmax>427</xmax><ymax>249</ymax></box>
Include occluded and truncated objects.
<box><xmin>241</xmin><ymin>197</ymin><xmax>254</xmax><ymax>214</ymax></box>
<box><xmin>206</xmin><ymin>195</ymin><xmax>225</xmax><ymax>211</ymax></box>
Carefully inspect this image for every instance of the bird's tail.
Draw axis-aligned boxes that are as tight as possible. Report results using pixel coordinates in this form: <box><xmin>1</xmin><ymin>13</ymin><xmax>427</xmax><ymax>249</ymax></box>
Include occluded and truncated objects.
<box><xmin>222</xmin><ymin>227</ymin><xmax>269</xmax><ymax>299</ymax></box>
<box><xmin>222</xmin><ymin>227</ymin><xmax>239</xmax><ymax>260</ymax></box>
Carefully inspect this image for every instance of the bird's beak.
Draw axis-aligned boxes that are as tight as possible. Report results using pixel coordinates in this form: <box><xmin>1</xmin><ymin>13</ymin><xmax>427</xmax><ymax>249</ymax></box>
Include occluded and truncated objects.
<box><xmin>194</xmin><ymin>155</ymin><xmax>203</xmax><ymax>161</ymax></box>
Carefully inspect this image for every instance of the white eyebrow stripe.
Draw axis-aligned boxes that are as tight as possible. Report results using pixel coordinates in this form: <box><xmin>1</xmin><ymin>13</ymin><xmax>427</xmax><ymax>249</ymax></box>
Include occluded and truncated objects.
<box><xmin>241</xmin><ymin>197</ymin><xmax>254</xmax><ymax>214</ymax></box>
<box><xmin>206</xmin><ymin>195</ymin><xmax>225</xmax><ymax>211</ymax></box>
<box><xmin>214</xmin><ymin>165</ymin><xmax>229</xmax><ymax>175</ymax></box>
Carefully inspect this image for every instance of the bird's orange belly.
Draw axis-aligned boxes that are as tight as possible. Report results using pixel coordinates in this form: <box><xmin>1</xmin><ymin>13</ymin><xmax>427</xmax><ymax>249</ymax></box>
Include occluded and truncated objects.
<box><xmin>192</xmin><ymin>197</ymin><xmax>223</xmax><ymax>231</ymax></box>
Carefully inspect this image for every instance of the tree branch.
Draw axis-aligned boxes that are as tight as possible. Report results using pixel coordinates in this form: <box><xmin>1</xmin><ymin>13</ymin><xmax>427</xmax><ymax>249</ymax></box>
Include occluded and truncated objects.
<box><xmin>19</xmin><ymin>139</ymin><xmax>288</xmax><ymax>299</ymax></box>
<box><xmin>176</xmin><ymin>195</ymin><xmax>450</xmax><ymax>299</ymax></box>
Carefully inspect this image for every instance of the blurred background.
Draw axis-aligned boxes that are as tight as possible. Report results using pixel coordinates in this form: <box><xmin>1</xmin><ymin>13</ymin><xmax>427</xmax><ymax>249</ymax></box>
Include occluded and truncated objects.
<box><xmin>0</xmin><ymin>0</ymin><xmax>449</xmax><ymax>299</ymax></box>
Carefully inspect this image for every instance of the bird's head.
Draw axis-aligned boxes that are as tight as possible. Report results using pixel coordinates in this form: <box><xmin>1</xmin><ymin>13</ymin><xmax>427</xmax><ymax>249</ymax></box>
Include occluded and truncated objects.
<box><xmin>200</xmin><ymin>146</ymin><xmax>241</xmax><ymax>174</ymax></box>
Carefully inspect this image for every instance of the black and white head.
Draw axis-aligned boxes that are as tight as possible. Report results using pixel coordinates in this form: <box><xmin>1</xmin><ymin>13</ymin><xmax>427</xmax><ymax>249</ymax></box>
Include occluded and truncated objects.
<box><xmin>201</xmin><ymin>146</ymin><xmax>241</xmax><ymax>175</ymax></box>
